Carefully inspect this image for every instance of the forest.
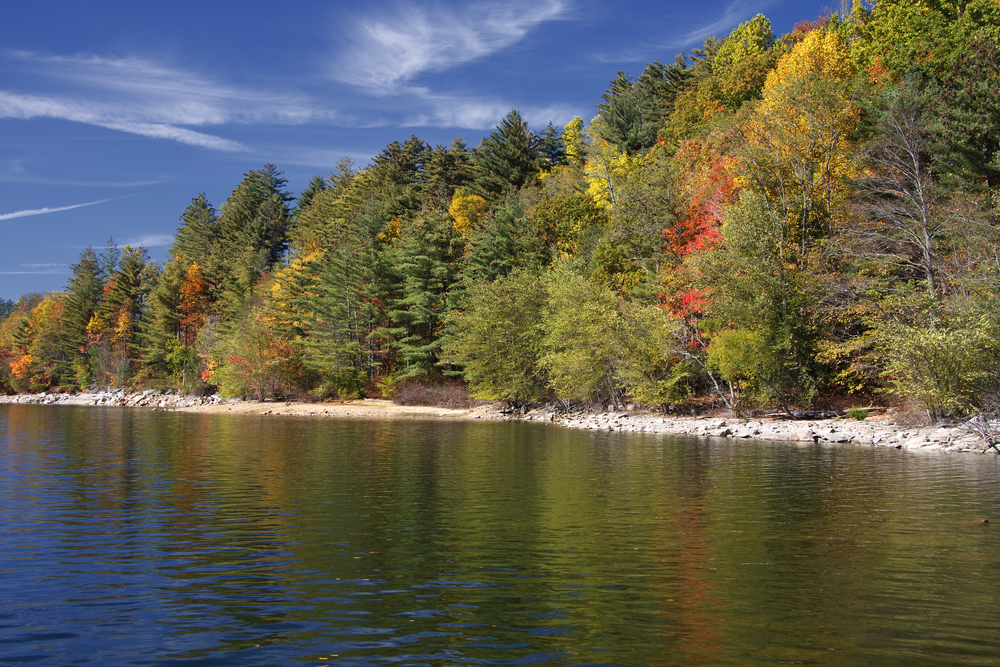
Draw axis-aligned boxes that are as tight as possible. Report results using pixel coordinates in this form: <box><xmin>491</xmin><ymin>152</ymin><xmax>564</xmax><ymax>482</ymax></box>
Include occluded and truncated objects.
<box><xmin>2</xmin><ymin>0</ymin><xmax>999</xmax><ymax>421</ymax></box>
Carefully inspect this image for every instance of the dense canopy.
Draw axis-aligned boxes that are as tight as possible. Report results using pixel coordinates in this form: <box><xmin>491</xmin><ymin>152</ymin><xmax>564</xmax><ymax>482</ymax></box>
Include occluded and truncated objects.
<box><xmin>3</xmin><ymin>2</ymin><xmax>999</xmax><ymax>420</ymax></box>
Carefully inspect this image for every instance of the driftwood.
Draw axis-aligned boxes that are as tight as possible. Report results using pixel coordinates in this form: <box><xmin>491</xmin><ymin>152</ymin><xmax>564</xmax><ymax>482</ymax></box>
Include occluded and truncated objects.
<box><xmin>964</xmin><ymin>413</ymin><xmax>1000</xmax><ymax>453</ymax></box>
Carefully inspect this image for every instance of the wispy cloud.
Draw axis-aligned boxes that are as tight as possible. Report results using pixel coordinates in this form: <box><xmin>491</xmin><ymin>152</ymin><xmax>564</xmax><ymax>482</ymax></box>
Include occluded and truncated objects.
<box><xmin>0</xmin><ymin>197</ymin><xmax>117</xmax><ymax>221</ymax></box>
<box><xmin>1</xmin><ymin>92</ymin><xmax>247</xmax><ymax>150</ymax></box>
<box><xmin>596</xmin><ymin>0</ymin><xmax>777</xmax><ymax>62</ymax></box>
<box><xmin>1</xmin><ymin>52</ymin><xmax>341</xmax><ymax>150</ymax></box>
<box><xmin>272</xmin><ymin>147</ymin><xmax>358</xmax><ymax>168</ymax></box>
<box><xmin>336</xmin><ymin>1</ymin><xmax>571</xmax><ymax>93</ymax></box>
<box><xmin>121</xmin><ymin>234</ymin><xmax>173</xmax><ymax>248</ymax></box>
<box><xmin>673</xmin><ymin>0</ymin><xmax>778</xmax><ymax>46</ymax></box>
<box><xmin>0</xmin><ymin>268</ymin><xmax>68</xmax><ymax>275</ymax></box>
<box><xmin>21</xmin><ymin>263</ymin><xmax>66</xmax><ymax>268</ymax></box>
<box><xmin>403</xmin><ymin>92</ymin><xmax>578</xmax><ymax>130</ymax></box>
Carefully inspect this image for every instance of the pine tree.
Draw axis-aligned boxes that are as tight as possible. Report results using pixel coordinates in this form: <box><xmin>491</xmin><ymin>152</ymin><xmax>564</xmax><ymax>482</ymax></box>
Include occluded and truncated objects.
<box><xmin>58</xmin><ymin>247</ymin><xmax>104</xmax><ymax>388</ymax></box>
<box><xmin>295</xmin><ymin>227</ymin><xmax>369</xmax><ymax>396</ymax></box>
<box><xmin>371</xmin><ymin>135</ymin><xmax>430</xmax><ymax>187</ymax></box>
<box><xmin>138</xmin><ymin>254</ymin><xmax>186</xmax><ymax>384</ymax></box>
<box><xmin>472</xmin><ymin>110</ymin><xmax>541</xmax><ymax>197</ymax></box>
<box><xmin>383</xmin><ymin>206</ymin><xmax>465</xmax><ymax>380</ymax></box>
<box><xmin>424</xmin><ymin>139</ymin><xmax>474</xmax><ymax>197</ymax></box>
<box><xmin>537</xmin><ymin>122</ymin><xmax>569</xmax><ymax>171</ymax></box>
<box><xmin>596</xmin><ymin>57</ymin><xmax>691</xmax><ymax>155</ymax></box>
<box><xmin>294</xmin><ymin>175</ymin><xmax>328</xmax><ymax>218</ymax></box>
<box><xmin>170</xmin><ymin>194</ymin><xmax>218</xmax><ymax>265</ymax></box>
<box><xmin>460</xmin><ymin>194</ymin><xmax>546</xmax><ymax>288</ymax></box>
<box><xmin>213</xmin><ymin>164</ymin><xmax>293</xmax><ymax>318</ymax></box>
<box><xmin>88</xmin><ymin>246</ymin><xmax>157</xmax><ymax>387</ymax></box>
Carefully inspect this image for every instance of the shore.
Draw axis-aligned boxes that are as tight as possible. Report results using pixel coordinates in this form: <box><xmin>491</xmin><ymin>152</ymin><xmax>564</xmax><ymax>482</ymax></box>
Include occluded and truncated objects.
<box><xmin>0</xmin><ymin>390</ymin><xmax>473</xmax><ymax>420</ymax></box>
<box><xmin>3</xmin><ymin>390</ymin><xmax>996</xmax><ymax>454</ymax></box>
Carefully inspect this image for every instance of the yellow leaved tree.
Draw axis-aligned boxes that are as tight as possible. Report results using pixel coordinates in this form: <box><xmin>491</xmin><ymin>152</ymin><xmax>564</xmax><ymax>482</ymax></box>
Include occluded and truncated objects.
<box><xmin>583</xmin><ymin>117</ymin><xmax>643</xmax><ymax>210</ymax></box>
<box><xmin>732</xmin><ymin>27</ymin><xmax>861</xmax><ymax>259</ymax></box>
<box><xmin>448</xmin><ymin>188</ymin><xmax>489</xmax><ymax>237</ymax></box>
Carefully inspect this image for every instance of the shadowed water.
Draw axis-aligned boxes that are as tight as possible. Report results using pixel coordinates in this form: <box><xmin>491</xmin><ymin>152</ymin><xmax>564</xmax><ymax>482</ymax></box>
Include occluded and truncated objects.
<box><xmin>1</xmin><ymin>404</ymin><xmax>998</xmax><ymax>666</ymax></box>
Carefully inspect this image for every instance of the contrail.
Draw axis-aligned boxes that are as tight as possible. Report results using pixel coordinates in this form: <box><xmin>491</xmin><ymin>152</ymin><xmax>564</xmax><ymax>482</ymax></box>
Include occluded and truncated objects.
<box><xmin>0</xmin><ymin>197</ymin><xmax>118</xmax><ymax>221</ymax></box>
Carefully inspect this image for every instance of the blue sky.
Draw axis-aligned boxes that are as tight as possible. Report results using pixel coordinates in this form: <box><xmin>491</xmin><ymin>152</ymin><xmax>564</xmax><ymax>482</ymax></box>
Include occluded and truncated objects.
<box><xmin>0</xmin><ymin>0</ymin><xmax>824</xmax><ymax>300</ymax></box>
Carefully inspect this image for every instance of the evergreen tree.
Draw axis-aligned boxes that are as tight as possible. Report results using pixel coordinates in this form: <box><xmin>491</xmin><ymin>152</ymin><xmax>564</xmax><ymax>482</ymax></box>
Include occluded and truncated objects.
<box><xmin>88</xmin><ymin>246</ymin><xmax>157</xmax><ymax>387</ymax></box>
<box><xmin>58</xmin><ymin>247</ymin><xmax>104</xmax><ymax>388</ymax></box>
<box><xmin>537</xmin><ymin>122</ymin><xmax>569</xmax><ymax>171</ymax></box>
<box><xmin>294</xmin><ymin>175</ymin><xmax>328</xmax><ymax>218</ymax></box>
<box><xmin>424</xmin><ymin>139</ymin><xmax>474</xmax><ymax>197</ymax></box>
<box><xmin>213</xmin><ymin>164</ymin><xmax>293</xmax><ymax>317</ymax></box>
<box><xmin>472</xmin><ymin>110</ymin><xmax>541</xmax><ymax>197</ymax></box>
<box><xmin>460</xmin><ymin>194</ymin><xmax>547</xmax><ymax>288</ymax></box>
<box><xmin>295</xmin><ymin>225</ymin><xmax>369</xmax><ymax>397</ymax></box>
<box><xmin>383</xmin><ymin>206</ymin><xmax>465</xmax><ymax>380</ymax></box>
<box><xmin>371</xmin><ymin>135</ymin><xmax>430</xmax><ymax>187</ymax></box>
<box><xmin>287</xmin><ymin>159</ymin><xmax>363</xmax><ymax>253</ymax></box>
<box><xmin>99</xmin><ymin>237</ymin><xmax>120</xmax><ymax>279</ymax></box>
<box><xmin>170</xmin><ymin>194</ymin><xmax>218</xmax><ymax>265</ymax></box>
<box><xmin>934</xmin><ymin>36</ymin><xmax>1000</xmax><ymax>189</ymax></box>
<box><xmin>139</xmin><ymin>254</ymin><xmax>187</xmax><ymax>385</ymax></box>
<box><xmin>597</xmin><ymin>57</ymin><xmax>690</xmax><ymax>155</ymax></box>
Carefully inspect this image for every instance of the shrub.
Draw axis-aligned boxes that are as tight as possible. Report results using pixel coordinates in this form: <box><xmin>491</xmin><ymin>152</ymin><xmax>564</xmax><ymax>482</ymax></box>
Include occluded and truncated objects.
<box><xmin>845</xmin><ymin>406</ymin><xmax>869</xmax><ymax>420</ymax></box>
<box><xmin>879</xmin><ymin>314</ymin><xmax>1000</xmax><ymax>420</ymax></box>
<box><xmin>442</xmin><ymin>270</ymin><xmax>549</xmax><ymax>402</ymax></box>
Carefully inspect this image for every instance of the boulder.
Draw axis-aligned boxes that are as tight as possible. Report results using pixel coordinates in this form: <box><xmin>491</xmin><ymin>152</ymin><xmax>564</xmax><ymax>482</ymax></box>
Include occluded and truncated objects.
<box><xmin>792</xmin><ymin>428</ymin><xmax>816</xmax><ymax>442</ymax></box>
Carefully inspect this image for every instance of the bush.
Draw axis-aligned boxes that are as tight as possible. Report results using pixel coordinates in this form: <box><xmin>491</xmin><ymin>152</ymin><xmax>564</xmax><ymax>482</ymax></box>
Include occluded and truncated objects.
<box><xmin>442</xmin><ymin>270</ymin><xmax>548</xmax><ymax>401</ymax></box>
<box><xmin>539</xmin><ymin>270</ymin><xmax>626</xmax><ymax>405</ymax></box>
<box><xmin>879</xmin><ymin>313</ymin><xmax>1000</xmax><ymax>420</ymax></box>
<box><xmin>845</xmin><ymin>406</ymin><xmax>869</xmax><ymax>420</ymax></box>
<box><xmin>207</xmin><ymin>309</ymin><xmax>305</xmax><ymax>400</ymax></box>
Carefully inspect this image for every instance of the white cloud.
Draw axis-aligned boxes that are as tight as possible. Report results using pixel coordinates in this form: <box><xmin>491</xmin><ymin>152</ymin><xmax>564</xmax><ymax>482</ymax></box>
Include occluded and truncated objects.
<box><xmin>21</xmin><ymin>263</ymin><xmax>66</xmax><ymax>268</ymax></box>
<box><xmin>596</xmin><ymin>0</ymin><xmax>777</xmax><ymax>62</ymax></box>
<box><xmin>121</xmin><ymin>234</ymin><xmax>173</xmax><ymax>248</ymax></box>
<box><xmin>1</xmin><ymin>52</ymin><xmax>341</xmax><ymax>150</ymax></box>
<box><xmin>0</xmin><ymin>197</ymin><xmax>116</xmax><ymax>221</ymax></box>
<box><xmin>0</xmin><ymin>92</ymin><xmax>247</xmax><ymax>151</ymax></box>
<box><xmin>273</xmin><ymin>147</ymin><xmax>358</xmax><ymax>168</ymax></box>
<box><xmin>403</xmin><ymin>93</ymin><xmax>578</xmax><ymax>130</ymax></box>
<box><xmin>336</xmin><ymin>0</ymin><xmax>571</xmax><ymax>93</ymax></box>
<box><xmin>404</xmin><ymin>98</ymin><xmax>513</xmax><ymax>129</ymax></box>
<box><xmin>0</xmin><ymin>269</ymin><xmax>68</xmax><ymax>275</ymax></box>
<box><xmin>674</xmin><ymin>0</ymin><xmax>778</xmax><ymax>46</ymax></box>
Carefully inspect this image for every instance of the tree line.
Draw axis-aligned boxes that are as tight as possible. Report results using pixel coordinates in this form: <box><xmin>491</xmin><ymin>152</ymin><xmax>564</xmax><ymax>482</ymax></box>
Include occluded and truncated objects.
<box><xmin>3</xmin><ymin>0</ymin><xmax>999</xmax><ymax>419</ymax></box>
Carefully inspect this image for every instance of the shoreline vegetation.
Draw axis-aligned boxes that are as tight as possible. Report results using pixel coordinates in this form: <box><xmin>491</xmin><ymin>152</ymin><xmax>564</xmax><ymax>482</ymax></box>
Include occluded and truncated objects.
<box><xmin>3</xmin><ymin>390</ymin><xmax>997</xmax><ymax>455</ymax></box>
<box><xmin>3</xmin><ymin>5</ymin><xmax>1000</xmax><ymax>427</ymax></box>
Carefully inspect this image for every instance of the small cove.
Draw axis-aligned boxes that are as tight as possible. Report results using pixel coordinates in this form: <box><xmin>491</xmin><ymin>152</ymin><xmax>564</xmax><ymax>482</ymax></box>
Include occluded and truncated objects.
<box><xmin>1</xmin><ymin>404</ymin><xmax>998</xmax><ymax>666</ymax></box>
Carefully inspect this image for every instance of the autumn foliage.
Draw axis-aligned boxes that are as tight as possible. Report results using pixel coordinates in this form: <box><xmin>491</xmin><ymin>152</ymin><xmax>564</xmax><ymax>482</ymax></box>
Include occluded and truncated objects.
<box><xmin>5</xmin><ymin>3</ymin><xmax>1000</xmax><ymax>418</ymax></box>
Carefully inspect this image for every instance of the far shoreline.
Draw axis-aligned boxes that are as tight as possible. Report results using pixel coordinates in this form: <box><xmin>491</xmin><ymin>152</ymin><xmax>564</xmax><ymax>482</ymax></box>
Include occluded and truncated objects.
<box><xmin>2</xmin><ymin>390</ymin><xmax>997</xmax><ymax>455</ymax></box>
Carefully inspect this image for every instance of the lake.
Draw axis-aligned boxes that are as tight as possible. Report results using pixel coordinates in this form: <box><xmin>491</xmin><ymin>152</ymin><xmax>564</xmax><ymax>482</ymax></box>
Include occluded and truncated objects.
<box><xmin>1</xmin><ymin>404</ymin><xmax>999</xmax><ymax>666</ymax></box>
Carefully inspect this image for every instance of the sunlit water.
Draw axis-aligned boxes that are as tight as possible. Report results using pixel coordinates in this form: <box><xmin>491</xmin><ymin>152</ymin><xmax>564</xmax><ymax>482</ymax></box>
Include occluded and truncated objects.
<box><xmin>1</xmin><ymin>404</ymin><xmax>999</xmax><ymax>666</ymax></box>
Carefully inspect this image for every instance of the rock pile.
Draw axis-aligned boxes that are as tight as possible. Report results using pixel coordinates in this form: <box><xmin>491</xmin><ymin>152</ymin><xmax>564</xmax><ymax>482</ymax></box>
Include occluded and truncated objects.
<box><xmin>0</xmin><ymin>390</ymin><xmax>227</xmax><ymax>409</ymax></box>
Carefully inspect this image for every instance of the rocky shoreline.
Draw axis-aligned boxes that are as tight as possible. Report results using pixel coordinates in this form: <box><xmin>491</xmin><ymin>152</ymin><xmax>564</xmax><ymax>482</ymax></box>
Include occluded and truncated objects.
<box><xmin>470</xmin><ymin>404</ymin><xmax>999</xmax><ymax>455</ymax></box>
<box><xmin>3</xmin><ymin>390</ymin><xmax>997</xmax><ymax>455</ymax></box>
<box><xmin>0</xmin><ymin>389</ymin><xmax>228</xmax><ymax>409</ymax></box>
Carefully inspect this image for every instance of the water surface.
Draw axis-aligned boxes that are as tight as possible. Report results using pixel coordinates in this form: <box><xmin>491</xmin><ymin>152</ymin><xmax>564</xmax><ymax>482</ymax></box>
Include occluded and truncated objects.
<box><xmin>1</xmin><ymin>404</ymin><xmax>998</xmax><ymax>665</ymax></box>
